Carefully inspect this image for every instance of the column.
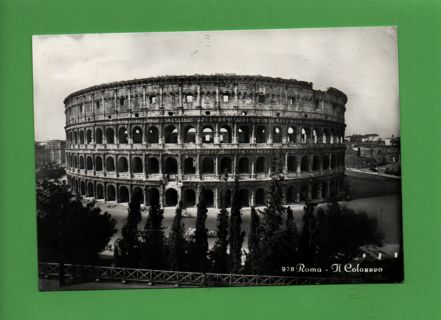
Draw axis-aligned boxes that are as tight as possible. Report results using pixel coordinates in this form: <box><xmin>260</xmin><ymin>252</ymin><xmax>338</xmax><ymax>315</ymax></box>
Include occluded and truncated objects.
<box><xmin>251</xmin><ymin>155</ymin><xmax>255</xmax><ymax>178</ymax></box>
<box><xmin>214</xmin><ymin>187</ymin><xmax>219</xmax><ymax>208</ymax></box>
<box><xmin>177</xmin><ymin>122</ymin><xmax>182</xmax><ymax>145</ymax></box>
<box><xmin>159</xmin><ymin>154</ymin><xmax>163</xmax><ymax>175</ymax></box>
<box><xmin>250</xmin><ymin>189</ymin><xmax>255</xmax><ymax>207</ymax></box>
<box><xmin>233</xmin><ymin>154</ymin><xmax>237</xmax><ymax>176</ymax></box>
<box><xmin>232</xmin><ymin>122</ymin><xmax>238</xmax><ymax>144</ymax></box>
<box><xmin>214</xmin><ymin>122</ymin><xmax>220</xmax><ymax>144</ymax></box>
<box><xmin>196</xmin><ymin>122</ymin><xmax>201</xmax><ymax>145</ymax></box>
<box><xmin>214</xmin><ymin>155</ymin><xmax>219</xmax><ymax>178</ymax></box>
<box><xmin>144</xmin><ymin>186</ymin><xmax>149</xmax><ymax>206</ymax></box>
<box><xmin>142</xmin><ymin>85</ymin><xmax>146</xmax><ymax>109</ymax></box>
<box><xmin>283</xmin><ymin>152</ymin><xmax>288</xmax><ymax>175</ymax></box>
<box><xmin>215</xmin><ymin>87</ymin><xmax>219</xmax><ymax>108</ymax></box>
<box><xmin>251</xmin><ymin>123</ymin><xmax>256</xmax><ymax>144</ymax></box>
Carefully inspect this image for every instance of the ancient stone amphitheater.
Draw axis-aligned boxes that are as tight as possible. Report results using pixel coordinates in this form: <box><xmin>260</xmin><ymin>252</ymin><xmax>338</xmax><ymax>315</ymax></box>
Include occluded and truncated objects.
<box><xmin>64</xmin><ymin>74</ymin><xmax>347</xmax><ymax>208</ymax></box>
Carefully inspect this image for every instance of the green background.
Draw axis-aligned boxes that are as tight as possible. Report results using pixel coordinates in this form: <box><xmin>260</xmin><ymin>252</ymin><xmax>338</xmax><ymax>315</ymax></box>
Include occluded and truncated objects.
<box><xmin>1</xmin><ymin>0</ymin><xmax>440</xmax><ymax>319</ymax></box>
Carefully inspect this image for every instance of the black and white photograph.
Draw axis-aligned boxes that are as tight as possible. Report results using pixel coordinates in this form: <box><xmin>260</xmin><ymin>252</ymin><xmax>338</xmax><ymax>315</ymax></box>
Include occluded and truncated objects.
<box><xmin>33</xmin><ymin>26</ymin><xmax>403</xmax><ymax>291</ymax></box>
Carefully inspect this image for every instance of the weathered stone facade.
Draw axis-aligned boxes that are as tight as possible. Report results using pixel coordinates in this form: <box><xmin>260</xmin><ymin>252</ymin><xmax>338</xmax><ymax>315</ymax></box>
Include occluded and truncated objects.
<box><xmin>64</xmin><ymin>74</ymin><xmax>347</xmax><ymax>208</ymax></box>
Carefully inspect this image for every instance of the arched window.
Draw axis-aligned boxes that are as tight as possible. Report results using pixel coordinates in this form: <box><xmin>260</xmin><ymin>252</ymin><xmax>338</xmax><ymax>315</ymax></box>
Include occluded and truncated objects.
<box><xmin>106</xmin><ymin>157</ymin><xmax>115</xmax><ymax>171</ymax></box>
<box><xmin>273</xmin><ymin>126</ymin><xmax>282</xmax><ymax>143</ymax></box>
<box><xmin>95</xmin><ymin>128</ymin><xmax>103</xmax><ymax>144</ymax></box>
<box><xmin>238</xmin><ymin>157</ymin><xmax>249</xmax><ymax>173</ymax></box>
<box><xmin>165</xmin><ymin>189</ymin><xmax>178</xmax><ymax>207</ymax></box>
<box><xmin>87</xmin><ymin>182</ymin><xmax>94</xmax><ymax>197</ymax></box>
<box><xmin>79</xmin><ymin>131</ymin><xmax>85</xmax><ymax>144</ymax></box>
<box><xmin>132</xmin><ymin>126</ymin><xmax>143</xmax><ymax>144</ymax></box>
<box><xmin>202</xmin><ymin>127</ymin><xmax>214</xmax><ymax>143</ymax></box>
<box><xmin>255</xmin><ymin>188</ymin><xmax>266</xmax><ymax>206</ymax></box>
<box><xmin>239</xmin><ymin>189</ymin><xmax>249</xmax><ymax>207</ymax></box>
<box><xmin>96</xmin><ymin>184</ymin><xmax>104</xmax><ymax>199</ymax></box>
<box><xmin>184</xmin><ymin>126</ymin><xmax>196</xmax><ymax>143</ymax></box>
<box><xmin>106</xmin><ymin>185</ymin><xmax>116</xmax><ymax>201</ymax></box>
<box><xmin>119</xmin><ymin>186</ymin><xmax>129</xmax><ymax>203</ymax></box>
<box><xmin>288</xmin><ymin>156</ymin><xmax>297</xmax><ymax>173</ymax></box>
<box><xmin>74</xmin><ymin>155</ymin><xmax>78</xmax><ymax>168</ymax></box>
<box><xmin>80</xmin><ymin>181</ymin><xmax>86</xmax><ymax>195</ymax></box>
<box><xmin>286</xmin><ymin>186</ymin><xmax>296</xmax><ymax>204</ymax></box>
<box><xmin>201</xmin><ymin>189</ymin><xmax>214</xmax><ymax>207</ymax></box>
<box><xmin>164</xmin><ymin>157</ymin><xmax>178</xmax><ymax>174</ymax></box>
<box><xmin>147</xmin><ymin>157</ymin><xmax>159</xmax><ymax>174</ymax></box>
<box><xmin>300</xmin><ymin>185</ymin><xmax>308</xmax><ymax>202</ymax></box>
<box><xmin>118</xmin><ymin>157</ymin><xmax>128</xmax><ymax>172</ymax></box>
<box><xmin>74</xmin><ymin>131</ymin><xmax>78</xmax><ymax>144</ymax></box>
<box><xmin>147</xmin><ymin>126</ymin><xmax>159</xmax><ymax>143</ymax></box>
<box><xmin>106</xmin><ymin>128</ymin><xmax>115</xmax><ymax>144</ymax></box>
<box><xmin>312</xmin><ymin>183</ymin><xmax>320</xmax><ymax>200</ymax></box>
<box><xmin>238</xmin><ymin>126</ymin><xmax>250</xmax><ymax>143</ymax></box>
<box><xmin>184</xmin><ymin>157</ymin><xmax>196</xmax><ymax>174</ymax></box>
<box><xmin>287</xmin><ymin>127</ymin><xmax>296</xmax><ymax>143</ymax></box>
<box><xmin>301</xmin><ymin>155</ymin><xmax>310</xmax><ymax>172</ymax></box>
<box><xmin>79</xmin><ymin>156</ymin><xmax>85</xmax><ymax>169</ymax></box>
<box><xmin>164</xmin><ymin>125</ymin><xmax>178</xmax><ymax>143</ymax></box>
<box><xmin>132</xmin><ymin>187</ymin><xmax>144</xmax><ymax>204</ymax></box>
<box><xmin>118</xmin><ymin>127</ymin><xmax>128</xmax><ymax>144</ymax></box>
<box><xmin>132</xmin><ymin>157</ymin><xmax>143</xmax><ymax>173</ymax></box>
<box><xmin>86</xmin><ymin>129</ymin><xmax>93</xmax><ymax>144</ymax></box>
<box><xmin>255</xmin><ymin>157</ymin><xmax>266</xmax><ymax>173</ymax></box>
<box><xmin>148</xmin><ymin>188</ymin><xmax>160</xmax><ymax>207</ymax></box>
<box><xmin>312</xmin><ymin>156</ymin><xmax>321</xmax><ymax>171</ymax></box>
<box><xmin>201</xmin><ymin>158</ymin><xmax>214</xmax><ymax>174</ymax></box>
<box><xmin>323</xmin><ymin>155</ymin><xmax>330</xmax><ymax>170</ymax></box>
<box><xmin>86</xmin><ymin>156</ymin><xmax>93</xmax><ymax>170</ymax></box>
<box><xmin>255</xmin><ymin>126</ymin><xmax>267</xmax><ymax>143</ymax></box>
<box><xmin>95</xmin><ymin>156</ymin><xmax>103</xmax><ymax>171</ymax></box>
<box><xmin>219</xmin><ymin>126</ymin><xmax>232</xmax><ymax>143</ymax></box>
<box><xmin>219</xmin><ymin>157</ymin><xmax>232</xmax><ymax>175</ymax></box>
<box><xmin>183</xmin><ymin>189</ymin><xmax>196</xmax><ymax>208</ymax></box>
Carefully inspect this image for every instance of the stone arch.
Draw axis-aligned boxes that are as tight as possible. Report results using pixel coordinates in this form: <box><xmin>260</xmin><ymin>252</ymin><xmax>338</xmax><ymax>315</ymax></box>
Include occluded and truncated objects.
<box><xmin>165</xmin><ymin>188</ymin><xmax>178</xmax><ymax>207</ymax></box>
<box><xmin>202</xmin><ymin>126</ymin><xmax>214</xmax><ymax>143</ymax></box>
<box><xmin>300</xmin><ymin>185</ymin><xmax>309</xmax><ymax>202</ymax></box>
<box><xmin>201</xmin><ymin>189</ymin><xmax>214</xmax><ymax>207</ymax></box>
<box><xmin>132</xmin><ymin>187</ymin><xmax>144</xmax><ymax>204</ymax></box>
<box><xmin>255</xmin><ymin>188</ymin><xmax>266</xmax><ymax>206</ymax></box>
<box><xmin>184</xmin><ymin>126</ymin><xmax>196</xmax><ymax>143</ymax></box>
<box><xmin>79</xmin><ymin>155</ymin><xmax>85</xmax><ymax>169</ymax></box>
<box><xmin>238</xmin><ymin>157</ymin><xmax>249</xmax><ymax>174</ymax></box>
<box><xmin>255</xmin><ymin>126</ymin><xmax>267</xmax><ymax>143</ymax></box>
<box><xmin>255</xmin><ymin>156</ymin><xmax>266</xmax><ymax>173</ymax></box>
<box><xmin>147</xmin><ymin>157</ymin><xmax>159</xmax><ymax>173</ymax></box>
<box><xmin>106</xmin><ymin>156</ymin><xmax>115</xmax><ymax>171</ymax></box>
<box><xmin>286</xmin><ymin>185</ymin><xmax>297</xmax><ymax>204</ymax></box>
<box><xmin>219</xmin><ymin>157</ymin><xmax>232</xmax><ymax>174</ymax></box>
<box><xmin>147</xmin><ymin>126</ymin><xmax>159</xmax><ymax>143</ymax></box>
<box><xmin>80</xmin><ymin>181</ymin><xmax>86</xmax><ymax>195</ymax></box>
<box><xmin>86</xmin><ymin>129</ymin><xmax>93</xmax><ymax>144</ymax></box>
<box><xmin>238</xmin><ymin>125</ymin><xmax>250</xmax><ymax>143</ymax></box>
<box><xmin>132</xmin><ymin>126</ymin><xmax>143</xmax><ymax>144</ymax></box>
<box><xmin>96</xmin><ymin>183</ymin><xmax>104</xmax><ymax>199</ymax></box>
<box><xmin>301</xmin><ymin>155</ymin><xmax>310</xmax><ymax>171</ymax></box>
<box><xmin>183</xmin><ymin>189</ymin><xmax>196</xmax><ymax>208</ymax></box>
<box><xmin>132</xmin><ymin>156</ymin><xmax>143</xmax><ymax>173</ymax></box>
<box><xmin>106</xmin><ymin>128</ymin><xmax>115</xmax><ymax>144</ymax></box>
<box><xmin>312</xmin><ymin>155</ymin><xmax>321</xmax><ymax>171</ymax></box>
<box><xmin>86</xmin><ymin>156</ymin><xmax>93</xmax><ymax>170</ymax></box>
<box><xmin>95</xmin><ymin>128</ymin><xmax>103</xmax><ymax>144</ymax></box>
<box><xmin>118</xmin><ymin>156</ymin><xmax>128</xmax><ymax>172</ymax></box>
<box><xmin>119</xmin><ymin>186</ymin><xmax>130</xmax><ymax>203</ymax></box>
<box><xmin>118</xmin><ymin>127</ymin><xmax>128</xmax><ymax>144</ymax></box>
<box><xmin>87</xmin><ymin>181</ymin><xmax>94</xmax><ymax>197</ymax></box>
<box><xmin>288</xmin><ymin>156</ymin><xmax>297</xmax><ymax>173</ymax></box>
<box><xmin>148</xmin><ymin>188</ymin><xmax>160</xmax><ymax>207</ymax></box>
<box><xmin>287</xmin><ymin>127</ymin><xmax>296</xmax><ymax>143</ymax></box>
<box><xmin>239</xmin><ymin>189</ymin><xmax>249</xmax><ymax>207</ymax></box>
<box><xmin>164</xmin><ymin>125</ymin><xmax>178</xmax><ymax>143</ymax></box>
<box><xmin>164</xmin><ymin>157</ymin><xmax>178</xmax><ymax>174</ymax></box>
<box><xmin>219</xmin><ymin>125</ymin><xmax>232</xmax><ymax>143</ymax></box>
<box><xmin>201</xmin><ymin>157</ymin><xmax>214</xmax><ymax>174</ymax></box>
<box><xmin>184</xmin><ymin>157</ymin><xmax>196</xmax><ymax>174</ymax></box>
<box><xmin>79</xmin><ymin>131</ymin><xmax>85</xmax><ymax>144</ymax></box>
<box><xmin>273</xmin><ymin>126</ymin><xmax>282</xmax><ymax>143</ymax></box>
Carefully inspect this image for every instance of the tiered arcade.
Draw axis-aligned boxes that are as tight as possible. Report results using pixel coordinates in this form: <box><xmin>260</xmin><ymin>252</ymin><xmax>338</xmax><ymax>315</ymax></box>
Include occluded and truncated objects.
<box><xmin>64</xmin><ymin>74</ymin><xmax>347</xmax><ymax>208</ymax></box>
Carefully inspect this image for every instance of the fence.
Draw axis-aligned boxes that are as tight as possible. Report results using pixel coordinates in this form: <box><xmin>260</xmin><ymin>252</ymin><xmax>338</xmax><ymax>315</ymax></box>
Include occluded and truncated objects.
<box><xmin>39</xmin><ymin>262</ymin><xmax>360</xmax><ymax>287</ymax></box>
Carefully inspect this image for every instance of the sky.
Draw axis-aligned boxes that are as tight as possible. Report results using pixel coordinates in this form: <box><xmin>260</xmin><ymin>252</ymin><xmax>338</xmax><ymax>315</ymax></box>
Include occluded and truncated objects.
<box><xmin>32</xmin><ymin>27</ymin><xmax>400</xmax><ymax>141</ymax></box>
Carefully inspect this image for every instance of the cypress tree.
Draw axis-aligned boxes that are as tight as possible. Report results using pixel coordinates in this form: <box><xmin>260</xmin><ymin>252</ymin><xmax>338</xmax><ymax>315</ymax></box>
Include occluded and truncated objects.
<box><xmin>208</xmin><ymin>189</ymin><xmax>229</xmax><ymax>273</ymax></box>
<box><xmin>229</xmin><ymin>176</ymin><xmax>245</xmax><ymax>273</ymax></box>
<box><xmin>298</xmin><ymin>202</ymin><xmax>318</xmax><ymax>265</ymax></box>
<box><xmin>282</xmin><ymin>206</ymin><xmax>299</xmax><ymax>267</ymax></box>
<box><xmin>245</xmin><ymin>206</ymin><xmax>261</xmax><ymax>274</ymax></box>
<box><xmin>168</xmin><ymin>201</ymin><xmax>186</xmax><ymax>271</ymax></box>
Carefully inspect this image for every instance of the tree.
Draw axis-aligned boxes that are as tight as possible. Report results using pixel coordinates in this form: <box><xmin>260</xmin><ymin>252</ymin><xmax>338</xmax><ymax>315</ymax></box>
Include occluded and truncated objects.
<box><xmin>281</xmin><ymin>206</ymin><xmax>299</xmax><ymax>266</ymax></box>
<box><xmin>209</xmin><ymin>189</ymin><xmax>229</xmax><ymax>273</ymax></box>
<box><xmin>298</xmin><ymin>202</ymin><xmax>319</xmax><ymax>265</ymax></box>
<box><xmin>114</xmin><ymin>199</ymin><xmax>142</xmax><ymax>267</ymax></box>
<box><xmin>245</xmin><ymin>206</ymin><xmax>261</xmax><ymax>273</ymax></box>
<box><xmin>168</xmin><ymin>201</ymin><xmax>187</xmax><ymax>271</ymax></box>
<box><xmin>141</xmin><ymin>190</ymin><xmax>167</xmax><ymax>269</ymax></box>
<box><xmin>229</xmin><ymin>176</ymin><xmax>245</xmax><ymax>273</ymax></box>
<box><xmin>37</xmin><ymin>180</ymin><xmax>116</xmax><ymax>265</ymax></box>
<box><xmin>187</xmin><ymin>189</ymin><xmax>209</xmax><ymax>271</ymax></box>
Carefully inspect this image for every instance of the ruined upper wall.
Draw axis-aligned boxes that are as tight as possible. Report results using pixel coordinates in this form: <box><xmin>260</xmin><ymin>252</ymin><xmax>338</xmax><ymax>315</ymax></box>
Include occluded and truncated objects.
<box><xmin>64</xmin><ymin>74</ymin><xmax>347</xmax><ymax>125</ymax></box>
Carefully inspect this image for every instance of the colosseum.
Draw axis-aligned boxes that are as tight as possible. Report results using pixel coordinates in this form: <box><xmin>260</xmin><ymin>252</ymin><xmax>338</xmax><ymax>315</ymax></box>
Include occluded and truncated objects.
<box><xmin>64</xmin><ymin>74</ymin><xmax>347</xmax><ymax>209</ymax></box>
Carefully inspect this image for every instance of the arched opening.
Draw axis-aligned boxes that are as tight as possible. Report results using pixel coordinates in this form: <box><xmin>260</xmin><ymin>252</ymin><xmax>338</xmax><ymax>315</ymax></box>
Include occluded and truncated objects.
<box><xmin>87</xmin><ymin>182</ymin><xmax>94</xmax><ymax>197</ymax></box>
<box><xmin>238</xmin><ymin>126</ymin><xmax>250</xmax><ymax>143</ymax></box>
<box><xmin>312</xmin><ymin>183</ymin><xmax>320</xmax><ymax>200</ymax></box>
<box><xmin>147</xmin><ymin>157</ymin><xmax>159</xmax><ymax>173</ymax></box>
<box><xmin>132</xmin><ymin>157</ymin><xmax>143</xmax><ymax>173</ymax></box>
<box><xmin>219</xmin><ymin>157</ymin><xmax>232</xmax><ymax>175</ymax></box>
<box><xmin>255</xmin><ymin>126</ymin><xmax>267</xmax><ymax>143</ymax></box>
<box><xmin>79</xmin><ymin>131</ymin><xmax>85</xmax><ymax>144</ymax></box>
<box><xmin>74</xmin><ymin>155</ymin><xmax>78</xmax><ymax>168</ymax></box>
<box><xmin>255</xmin><ymin>157</ymin><xmax>265</xmax><ymax>173</ymax></box>
<box><xmin>164</xmin><ymin>157</ymin><xmax>178</xmax><ymax>174</ymax></box>
<box><xmin>95</xmin><ymin>128</ymin><xmax>103</xmax><ymax>144</ymax></box>
<box><xmin>312</xmin><ymin>156</ymin><xmax>321</xmax><ymax>171</ymax></box>
<box><xmin>148</xmin><ymin>188</ymin><xmax>160</xmax><ymax>207</ymax></box>
<box><xmin>74</xmin><ymin>131</ymin><xmax>78</xmax><ymax>144</ymax></box>
<box><xmin>219</xmin><ymin>126</ymin><xmax>232</xmax><ymax>143</ymax></box>
<box><xmin>301</xmin><ymin>156</ymin><xmax>310</xmax><ymax>172</ymax></box>
<box><xmin>286</xmin><ymin>186</ymin><xmax>296</xmax><ymax>204</ymax></box>
<box><xmin>331</xmin><ymin>154</ymin><xmax>337</xmax><ymax>169</ymax></box>
<box><xmin>255</xmin><ymin>188</ymin><xmax>266</xmax><ymax>206</ymax></box>
<box><xmin>118</xmin><ymin>127</ymin><xmax>128</xmax><ymax>144</ymax></box>
<box><xmin>106</xmin><ymin>128</ymin><xmax>115</xmax><ymax>144</ymax></box>
<box><xmin>287</xmin><ymin>156</ymin><xmax>297</xmax><ymax>173</ymax></box>
<box><xmin>164</xmin><ymin>125</ymin><xmax>178</xmax><ymax>143</ymax></box>
<box><xmin>183</xmin><ymin>189</ymin><xmax>196</xmax><ymax>208</ymax></box>
<box><xmin>184</xmin><ymin>157</ymin><xmax>196</xmax><ymax>174</ymax></box>
<box><xmin>119</xmin><ymin>186</ymin><xmax>129</xmax><ymax>203</ymax></box>
<box><xmin>184</xmin><ymin>126</ymin><xmax>196</xmax><ymax>143</ymax></box>
<box><xmin>165</xmin><ymin>189</ymin><xmax>178</xmax><ymax>207</ymax></box>
<box><xmin>147</xmin><ymin>126</ymin><xmax>159</xmax><ymax>143</ymax></box>
<box><xmin>287</xmin><ymin>127</ymin><xmax>296</xmax><ymax>143</ymax></box>
<box><xmin>132</xmin><ymin>127</ymin><xmax>143</xmax><ymax>144</ymax></box>
<box><xmin>86</xmin><ymin>129</ymin><xmax>93</xmax><ymax>144</ymax></box>
<box><xmin>202</xmin><ymin>126</ymin><xmax>214</xmax><ymax>143</ymax></box>
<box><xmin>323</xmin><ymin>155</ymin><xmax>330</xmax><ymax>170</ymax></box>
<box><xmin>86</xmin><ymin>156</ymin><xmax>93</xmax><ymax>170</ymax></box>
<box><xmin>201</xmin><ymin>189</ymin><xmax>214</xmax><ymax>208</ymax></box>
<box><xmin>300</xmin><ymin>185</ymin><xmax>308</xmax><ymax>202</ymax></box>
<box><xmin>118</xmin><ymin>157</ymin><xmax>128</xmax><ymax>172</ymax></box>
<box><xmin>322</xmin><ymin>181</ymin><xmax>328</xmax><ymax>199</ymax></box>
<box><xmin>80</xmin><ymin>181</ymin><xmax>86</xmax><ymax>195</ymax></box>
<box><xmin>273</xmin><ymin>126</ymin><xmax>282</xmax><ymax>143</ymax></box>
<box><xmin>106</xmin><ymin>157</ymin><xmax>115</xmax><ymax>171</ymax></box>
<box><xmin>96</xmin><ymin>184</ymin><xmax>104</xmax><ymax>199</ymax></box>
<box><xmin>201</xmin><ymin>158</ymin><xmax>214</xmax><ymax>174</ymax></box>
<box><xmin>79</xmin><ymin>156</ymin><xmax>85</xmax><ymax>169</ymax></box>
<box><xmin>108</xmin><ymin>185</ymin><xmax>118</xmax><ymax>201</ymax></box>
<box><xmin>239</xmin><ymin>189</ymin><xmax>249</xmax><ymax>207</ymax></box>
<box><xmin>132</xmin><ymin>187</ymin><xmax>144</xmax><ymax>204</ymax></box>
<box><xmin>238</xmin><ymin>157</ymin><xmax>249</xmax><ymax>174</ymax></box>
<box><xmin>301</xmin><ymin>128</ymin><xmax>307</xmax><ymax>143</ymax></box>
